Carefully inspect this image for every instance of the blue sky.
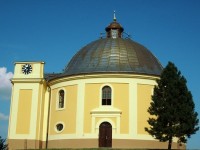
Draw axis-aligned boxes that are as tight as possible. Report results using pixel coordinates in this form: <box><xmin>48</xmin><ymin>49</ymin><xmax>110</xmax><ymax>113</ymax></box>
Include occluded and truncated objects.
<box><xmin>0</xmin><ymin>0</ymin><xmax>200</xmax><ymax>148</ymax></box>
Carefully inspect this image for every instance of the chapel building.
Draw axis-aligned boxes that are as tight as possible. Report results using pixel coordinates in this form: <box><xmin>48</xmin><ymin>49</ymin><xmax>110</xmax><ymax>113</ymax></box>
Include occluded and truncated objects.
<box><xmin>7</xmin><ymin>15</ymin><xmax>185</xmax><ymax>149</ymax></box>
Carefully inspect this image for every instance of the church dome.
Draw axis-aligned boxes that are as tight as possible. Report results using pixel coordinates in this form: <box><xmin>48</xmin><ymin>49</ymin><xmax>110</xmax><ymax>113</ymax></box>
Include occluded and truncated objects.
<box><xmin>63</xmin><ymin>16</ymin><xmax>162</xmax><ymax>76</ymax></box>
<box><xmin>64</xmin><ymin>38</ymin><xmax>162</xmax><ymax>76</ymax></box>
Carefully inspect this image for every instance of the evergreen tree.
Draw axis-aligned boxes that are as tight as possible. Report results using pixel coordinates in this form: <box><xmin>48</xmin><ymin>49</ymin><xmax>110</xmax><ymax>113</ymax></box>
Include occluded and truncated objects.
<box><xmin>0</xmin><ymin>136</ymin><xmax>7</xmax><ymax>150</ymax></box>
<box><xmin>145</xmin><ymin>62</ymin><xmax>199</xmax><ymax>150</ymax></box>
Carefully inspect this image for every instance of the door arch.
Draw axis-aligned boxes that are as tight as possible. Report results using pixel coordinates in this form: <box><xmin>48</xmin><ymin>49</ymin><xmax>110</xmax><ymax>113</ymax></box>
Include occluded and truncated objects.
<box><xmin>99</xmin><ymin>122</ymin><xmax>112</xmax><ymax>147</ymax></box>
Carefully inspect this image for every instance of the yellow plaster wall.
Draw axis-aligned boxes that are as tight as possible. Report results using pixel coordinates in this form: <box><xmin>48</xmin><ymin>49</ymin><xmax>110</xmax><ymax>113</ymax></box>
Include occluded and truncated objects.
<box><xmin>16</xmin><ymin>89</ymin><xmax>32</xmax><ymax>134</ymax></box>
<box><xmin>49</xmin><ymin>85</ymin><xmax>77</xmax><ymax>135</ymax></box>
<box><xmin>84</xmin><ymin>83</ymin><xmax>100</xmax><ymax>133</ymax></box>
<box><xmin>137</xmin><ymin>84</ymin><xmax>153</xmax><ymax>134</ymax></box>
<box><xmin>113</xmin><ymin>83</ymin><xmax>129</xmax><ymax>134</ymax></box>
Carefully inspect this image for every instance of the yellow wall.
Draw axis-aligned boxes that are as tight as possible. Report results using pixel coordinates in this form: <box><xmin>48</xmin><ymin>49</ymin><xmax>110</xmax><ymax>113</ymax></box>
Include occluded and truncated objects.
<box><xmin>137</xmin><ymin>84</ymin><xmax>153</xmax><ymax>134</ymax></box>
<box><xmin>84</xmin><ymin>83</ymin><xmax>100</xmax><ymax>133</ymax></box>
<box><xmin>49</xmin><ymin>85</ymin><xmax>77</xmax><ymax>135</ymax></box>
<box><xmin>16</xmin><ymin>89</ymin><xmax>32</xmax><ymax>134</ymax></box>
<box><xmin>113</xmin><ymin>83</ymin><xmax>129</xmax><ymax>134</ymax></box>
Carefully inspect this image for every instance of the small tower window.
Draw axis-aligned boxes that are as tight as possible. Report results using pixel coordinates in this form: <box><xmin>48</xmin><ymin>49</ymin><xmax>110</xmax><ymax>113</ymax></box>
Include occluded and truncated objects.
<box><xmin>58</xmin><ymin>90</ymin><xmax>65</xmax><ymax>108</ymax></box>
<box><xmin>102</xmin><ymin>86</ymin><xmax>112</xmax><ymax>105</ymax></box>
<box><xmin>111</xmin><ymin>29</ymin><xmax>118</xmax><ymax>39</ymax></box>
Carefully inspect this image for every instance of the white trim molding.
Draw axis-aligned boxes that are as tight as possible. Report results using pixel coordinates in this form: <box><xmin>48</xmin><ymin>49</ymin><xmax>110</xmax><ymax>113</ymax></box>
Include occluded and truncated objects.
<box><xmin>91</xmin><ymin>107</ymin><xmax>121</xmax><ymax>134</ymax></box>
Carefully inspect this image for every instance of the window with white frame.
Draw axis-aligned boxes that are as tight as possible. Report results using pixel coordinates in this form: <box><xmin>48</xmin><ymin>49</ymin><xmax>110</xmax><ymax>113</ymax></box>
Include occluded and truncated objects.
<box><xmin>58</xmin><ymin>90</ymin><xmax>65</xmax><ymax>108</ymax></box>
<box><xmin>102</xmin><ymin>86</ymin><xmax>111</xmax><ymax>105</ymax></box>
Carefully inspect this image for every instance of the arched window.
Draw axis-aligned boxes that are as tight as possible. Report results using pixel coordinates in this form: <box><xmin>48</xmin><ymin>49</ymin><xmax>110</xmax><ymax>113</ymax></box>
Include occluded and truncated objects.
<box><xmin>102</xmin><ymin>86</ymin><xmax>111</xmax><ymax>105</ymax></box>
<box><xmin>58</xmin><ymin>90</ymin><xmax>65</xmax><ymax>108</ymax></box>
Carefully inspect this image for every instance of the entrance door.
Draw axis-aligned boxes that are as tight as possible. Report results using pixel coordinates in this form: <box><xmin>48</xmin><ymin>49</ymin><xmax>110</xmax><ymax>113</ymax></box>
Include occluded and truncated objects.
<box><xmin>99</xmin><ymin>122</ymin><xmax>112</xmax><ymax>147</ymax></box>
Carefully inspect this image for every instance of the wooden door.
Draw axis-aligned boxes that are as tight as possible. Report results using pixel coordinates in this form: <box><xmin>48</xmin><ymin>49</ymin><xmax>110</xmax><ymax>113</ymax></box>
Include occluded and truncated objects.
<box><xmin>99</xmin><ymin>122</ymin><xmax>112</xmax><ymax>147</ymax></box>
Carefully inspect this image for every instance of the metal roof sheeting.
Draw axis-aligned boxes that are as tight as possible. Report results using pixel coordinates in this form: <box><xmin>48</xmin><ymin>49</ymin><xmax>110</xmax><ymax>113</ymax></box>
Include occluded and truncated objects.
<box><xmin>63</xmin><ymin>38</ymin><xmax>163</xmax><ymax>76</ymax></box>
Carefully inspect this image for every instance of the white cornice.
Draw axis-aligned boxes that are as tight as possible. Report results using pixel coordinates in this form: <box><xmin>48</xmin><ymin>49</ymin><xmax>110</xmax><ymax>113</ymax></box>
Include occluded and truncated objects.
<box><xmin>14</xmin><ymin>61</ymin><xmax>45</xmax><ymax>64</ymax></box>
<box><xmin>11</xmin><ymin>78</ymin><xmax>45</xmax><ymax>84</ymax></box>
<box><xmin>48</xmin><ymin>73</ymin><xmax>159</xmax><ymax>85</ymax></box>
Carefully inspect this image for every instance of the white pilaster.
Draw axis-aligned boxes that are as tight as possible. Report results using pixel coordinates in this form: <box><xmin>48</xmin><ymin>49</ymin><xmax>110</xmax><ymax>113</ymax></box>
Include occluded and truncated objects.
<box><xmin>129</xmin><ymin>80</ymin><xmax>137</xmax><ymax>137</ymax></box>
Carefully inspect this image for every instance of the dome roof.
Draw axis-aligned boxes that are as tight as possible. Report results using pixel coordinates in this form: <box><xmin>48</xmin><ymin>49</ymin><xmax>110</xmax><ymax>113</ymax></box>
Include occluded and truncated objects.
<box><xmin>64</xmin><ymin>38</ymin><xmax>162</xmax><ymax>76</ymax></box>
<box><xmin>60</xmin><ymin>15</ymin><xmax>163</xmax><ymax>78</ymax></box>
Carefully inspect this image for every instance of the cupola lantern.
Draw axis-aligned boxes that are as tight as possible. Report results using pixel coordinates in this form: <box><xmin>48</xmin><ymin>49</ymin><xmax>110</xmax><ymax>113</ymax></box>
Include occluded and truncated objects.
<box><xmin>105</xmin><ymin>11</ymin><xmax>124</xmax><ymax>38</ymax></box>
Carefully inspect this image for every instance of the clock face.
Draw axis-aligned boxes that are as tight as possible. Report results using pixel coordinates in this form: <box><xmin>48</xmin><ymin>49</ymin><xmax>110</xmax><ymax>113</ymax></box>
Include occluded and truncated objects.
<box><xmin>22</xmin><ymin>64</ymin><xmax>32</xmax><ymax>75</ymax></box>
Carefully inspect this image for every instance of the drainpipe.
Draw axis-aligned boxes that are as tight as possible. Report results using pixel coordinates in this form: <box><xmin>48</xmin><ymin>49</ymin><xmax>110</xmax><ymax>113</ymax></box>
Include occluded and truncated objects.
<box><xmin>46</xmin><ymin>85</ymin><xmax>51</xmax><ymax>149</ymax></box>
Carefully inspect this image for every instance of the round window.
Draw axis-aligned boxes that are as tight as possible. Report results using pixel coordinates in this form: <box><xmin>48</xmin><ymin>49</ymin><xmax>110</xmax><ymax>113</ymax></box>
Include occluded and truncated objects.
<box><xmin>56</xmin><ymin>123</ymin><xmax>64</xmax><ymax>132</ymax></box>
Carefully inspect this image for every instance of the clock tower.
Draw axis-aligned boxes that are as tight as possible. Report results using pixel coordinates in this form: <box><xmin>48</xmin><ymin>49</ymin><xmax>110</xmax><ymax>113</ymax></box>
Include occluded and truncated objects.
<box><xmin>8</xmin><ymin>61</ymin><xmax>48</xmax><ymax>149</ymax></box>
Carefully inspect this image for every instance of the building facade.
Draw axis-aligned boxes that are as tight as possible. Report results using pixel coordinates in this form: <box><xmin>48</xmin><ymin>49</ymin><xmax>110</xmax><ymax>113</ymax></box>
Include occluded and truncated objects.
<box><xmin>8</xmin><ymin>17</ymin><xmax>185</xmax><ymax>149</ymax></box>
